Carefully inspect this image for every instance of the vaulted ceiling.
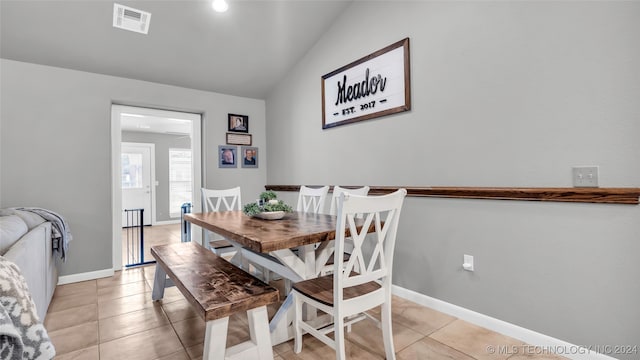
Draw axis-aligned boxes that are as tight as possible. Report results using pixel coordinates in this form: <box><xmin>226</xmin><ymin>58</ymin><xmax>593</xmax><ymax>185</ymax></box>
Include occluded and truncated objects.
<box><xmin>0</xmin><ymin>0</ymin><xmax>352</xmax><ymax>99</ymax></box>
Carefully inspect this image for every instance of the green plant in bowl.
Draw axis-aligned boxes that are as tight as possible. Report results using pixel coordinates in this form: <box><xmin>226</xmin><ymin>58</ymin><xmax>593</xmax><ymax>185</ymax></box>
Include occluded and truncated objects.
<box><xmin>243</xmin><ymin>203</ymin><xmax>263</xmax><ymax>216</ymax></box>
<box><xmin>262</xmin><ymin>200</ymin><xmax>292</xmax><ymax>213</ymax></box>
<box><xmin>242</xmin><ymin>192</ymin><xmax>293</xmax><ymax>217</ymax></box>
<box><xmin>259</xmin><ymin>190</ymin><xmax>277</xmax><ymax>201</ymax></box>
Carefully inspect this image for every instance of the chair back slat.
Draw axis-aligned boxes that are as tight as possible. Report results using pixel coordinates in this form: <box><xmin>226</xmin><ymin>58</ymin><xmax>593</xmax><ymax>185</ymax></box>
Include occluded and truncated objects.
<box><xmin>296</xmin><ymin>185</ymin><xmax>329</xmax><ymax>214</ymax></box>
<box><xmin>201</xmin><ymin>187</ymin><xmax>242</xmax><ymax>245</ymax></box>
<box><xmin>334</xmin><ymin>189</ymin><xmax>406</xmax><ymax>293</ymax></box>
<box><xmin>202</xmin><ymin>187</ymin><xmax>242</xmax><ymax>212</ymax></box>
<box><xmin>329</xmin><ymin>185</ymin><xmax>370</xmax><ymax>216</ymax></box>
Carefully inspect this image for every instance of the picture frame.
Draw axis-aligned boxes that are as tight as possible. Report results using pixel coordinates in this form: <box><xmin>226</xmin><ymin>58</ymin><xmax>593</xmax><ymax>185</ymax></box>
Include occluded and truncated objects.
<box><xmin>241</xmin><ymin>146</ymin><xmax>258</xmax><ymax>168</ymax></box>
<box><xmin>218</xmin><ymin>145</ymin><xmax>237</xmax><ymax>168</ymax></box>
<box><xmin>226</xmin><ymin>132</ymin><xmax>252</xmax><ymax>146</ymax></box>
<box><xmin>322</xmin><ymin>37</ymin><xmax>411</xmax><ymax>129</ymax></box>
<box><xmin>228</xmin><ymin>114</ymin><xmax>249</xmax><ymax>133</ymax></box>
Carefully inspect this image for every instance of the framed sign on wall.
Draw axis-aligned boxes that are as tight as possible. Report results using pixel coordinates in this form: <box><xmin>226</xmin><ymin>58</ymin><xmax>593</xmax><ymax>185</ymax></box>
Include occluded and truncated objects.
<box><xmin>226</xmin><ymin>133</ymin><xmax>252</xmax><ymax>146</ymax></box>
<box><xmin>322</xmin><ymin>38</ymin><xmax>411</xmax><ymax>129</ymax></box>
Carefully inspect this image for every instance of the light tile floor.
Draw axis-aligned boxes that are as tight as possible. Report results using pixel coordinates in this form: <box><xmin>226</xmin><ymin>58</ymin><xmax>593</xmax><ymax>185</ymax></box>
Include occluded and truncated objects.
<box><xmin>45</xmin><ymin>224</ymin><xmax>567</xmax><ymax>359</ymax></box>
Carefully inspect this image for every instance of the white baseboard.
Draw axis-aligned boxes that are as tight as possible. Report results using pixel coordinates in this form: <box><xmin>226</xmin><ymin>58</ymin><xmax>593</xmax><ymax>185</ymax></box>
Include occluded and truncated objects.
<box><xmin>392</xmin><ymin>285</ymin><xmax>616</xmax><ymax>360</ymax></box>
<box><xmin>58</xmin><ymin>268</ymin><xmax>115</xmax><ymax>285</ymax></box>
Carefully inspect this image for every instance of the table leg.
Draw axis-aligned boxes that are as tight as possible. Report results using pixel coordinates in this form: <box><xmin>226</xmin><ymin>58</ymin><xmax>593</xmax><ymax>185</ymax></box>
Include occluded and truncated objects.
<box><xmin>270</xmin><ymin>292</ymin><xmax>295</xmax><ymax>345</ymax></box>
<box><xmin>151</xmin><ymin>264</ymin><xmax>166</xmax><ymax>301</ymax></box>
<box><xmin>269</xmin><ymin>244</ymin><xmax>334</xmax><ymax>345</ymax></box>
<box><xmin>298</xmin><ymin>245</ymin><xmax>316</xmax><ymax>279</ymax></box>
<box><xmin>297</xmin><ymin>245</ymin><xmax>318</xmax><ymax>322</ymax></box>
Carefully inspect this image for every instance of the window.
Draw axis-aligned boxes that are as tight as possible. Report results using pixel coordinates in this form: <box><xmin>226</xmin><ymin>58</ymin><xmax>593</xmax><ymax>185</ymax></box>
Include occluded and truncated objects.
<box><xmin>169</xmin><ymin>149</ymin><xmax>192</xmax><ymax>217</ymax></box>
<box><xmin>121</xmin><ymin>153</ymin><xmax>143</xmax><ymax>189</ymax></box>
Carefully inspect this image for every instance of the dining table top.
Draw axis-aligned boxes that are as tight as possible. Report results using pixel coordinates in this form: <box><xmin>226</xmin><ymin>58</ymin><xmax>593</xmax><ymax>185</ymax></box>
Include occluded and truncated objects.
<box><xmin>185</xmin><ymin>210</ymin><xmax>345</xmax><ymax>253</ymax></box>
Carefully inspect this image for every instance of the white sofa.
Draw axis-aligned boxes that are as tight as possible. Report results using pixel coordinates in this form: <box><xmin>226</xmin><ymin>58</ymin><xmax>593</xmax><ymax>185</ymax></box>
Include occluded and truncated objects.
<box><xmin>0</xmin><ymin>210</ymin><xmax>58</xmax><ymax>320</ymax></box>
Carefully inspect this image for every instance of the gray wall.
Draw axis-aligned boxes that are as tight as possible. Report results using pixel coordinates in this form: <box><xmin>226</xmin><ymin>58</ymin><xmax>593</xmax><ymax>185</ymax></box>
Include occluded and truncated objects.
<box><xmin>0</xmin><ymin>59</ymin><xmax>267</xmax><ymax>277</ymax></box>
<box><xmin>265</xmin><ymin>1</ymin><xmax>640</xmax><ymax>357</ymax></box>
<box><xmin>121</xmin><ymin>131</ymin><xmax>191</xmax><ymax>222</ymax></box>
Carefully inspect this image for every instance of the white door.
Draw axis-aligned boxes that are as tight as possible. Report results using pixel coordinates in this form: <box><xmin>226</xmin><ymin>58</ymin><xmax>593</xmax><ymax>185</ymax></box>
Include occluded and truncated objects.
<box><xmin>121</xmin><ymin>143</ymin><xmax>153</xmax><ymax>226</ymax></box>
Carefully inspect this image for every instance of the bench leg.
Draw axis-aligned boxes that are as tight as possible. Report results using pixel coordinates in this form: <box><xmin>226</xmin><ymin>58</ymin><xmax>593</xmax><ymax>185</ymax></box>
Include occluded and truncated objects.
<box><xmin>151</xmin><ymin>264</ymin><xmax>167</xmax><ymax>301</ymax></box>
<box><xmin>203</xmin><ymin>317</ymin><xmax>229</xmax><ymax>360</ymax></box>
<box><xmin>247</xmin><ymin>306</ymin><xmax>273</xmax><ymax>360</ymax></box>
<box><xmin>220</xmin><ymin>306</ymin><xmax>274</xmax><ymax>360</ymax></box>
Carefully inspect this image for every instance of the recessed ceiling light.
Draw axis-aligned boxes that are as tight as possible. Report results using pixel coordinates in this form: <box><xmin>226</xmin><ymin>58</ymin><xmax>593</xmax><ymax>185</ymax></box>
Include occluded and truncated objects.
<box><xmin>212</xmin><ymin>0</ymin><xmax>228</xmax><ymax>13</ymax></box>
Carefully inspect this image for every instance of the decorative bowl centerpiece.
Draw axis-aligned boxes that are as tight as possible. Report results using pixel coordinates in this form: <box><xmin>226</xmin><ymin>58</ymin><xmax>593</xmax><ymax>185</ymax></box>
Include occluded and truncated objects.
<box><xmin>242</xmin><ymin>191</ymin><xmax>293</xmax><ymax>220</ymax></box>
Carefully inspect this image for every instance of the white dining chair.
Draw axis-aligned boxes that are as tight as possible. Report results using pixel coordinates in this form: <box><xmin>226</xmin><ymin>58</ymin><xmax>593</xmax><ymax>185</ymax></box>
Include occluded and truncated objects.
<box><xmin>269</xmin><ymin>185</ymin><xmax>330</xmax><ymax>291</ymax></box>
<box><xmin>328</xmin><ymin>185</ymin><xmax>370</xmax><ymax>216</ymax></box>
<box><xmin>318</xmin><ymin>186</ymin><xmax>371</xmax><ymax>276</ymax></box>
<box><xmin>201</xmin><ymin>187</ymin><xmax>243</xmax><ymax>264</ymax></box>
<box><xmin>296</xmin><ymin>185</ymin><xmax>330</xmax><ymax>214</ymax></box>
<box><xmin>268</xmin><ymin>185</ymin><xmax>330</xmax><ymax>289</ymax></box>
<box><xmin>292</xmin><ymin>189</ymin><xmax>407</xmax><ymax>360</ymax></box>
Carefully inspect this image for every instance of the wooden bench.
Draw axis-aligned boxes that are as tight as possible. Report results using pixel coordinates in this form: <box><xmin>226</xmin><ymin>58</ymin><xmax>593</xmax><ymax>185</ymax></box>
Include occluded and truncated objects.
<box><xmin>151</xmin><ymin>242</ymin><xmax>279</xmax><ymax>360</ymax></box>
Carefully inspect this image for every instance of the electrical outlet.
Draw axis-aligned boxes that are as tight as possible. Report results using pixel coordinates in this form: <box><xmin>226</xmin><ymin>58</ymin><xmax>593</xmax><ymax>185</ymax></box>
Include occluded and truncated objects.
<box><xmin>463</xmin><ymin>254</ymin><xmax>474</xmax><ymax>271</ymax></box>
<box><xmin>572</xmin><ymin>166</ymin><xmax>599</xmax><ymax>188</ymax></box>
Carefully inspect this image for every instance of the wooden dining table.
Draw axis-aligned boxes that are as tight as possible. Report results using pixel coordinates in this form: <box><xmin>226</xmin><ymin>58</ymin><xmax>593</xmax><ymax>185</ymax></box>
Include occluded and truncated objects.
<box><xmin>184</xmin><ymin>210</ymin><xmax>368</xmax><ymax>345</ymax></box>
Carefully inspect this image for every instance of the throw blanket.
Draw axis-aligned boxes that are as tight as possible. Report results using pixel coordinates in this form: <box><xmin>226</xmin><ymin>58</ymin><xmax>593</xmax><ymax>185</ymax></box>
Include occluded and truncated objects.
<box><xmin>13</xmin><ymin>208</ymin><xmax>72</xmax><ymax>262</ymax></box>
<box><xmin>0</xmin><ymin>256</ymin><xmax>55</xmax><ymax>359</ymax></box>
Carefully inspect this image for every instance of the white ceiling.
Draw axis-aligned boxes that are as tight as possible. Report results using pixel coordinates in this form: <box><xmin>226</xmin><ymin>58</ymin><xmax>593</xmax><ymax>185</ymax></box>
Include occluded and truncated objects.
<box><xmin>0</xmin><ymin>0</ymin><xmax>352</xmax><ymax>99</ymax></box>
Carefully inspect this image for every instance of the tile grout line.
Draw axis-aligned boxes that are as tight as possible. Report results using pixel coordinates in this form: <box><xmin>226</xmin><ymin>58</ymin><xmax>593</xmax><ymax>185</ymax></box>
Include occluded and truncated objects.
<box><xmin>425</xmin><ymin>335</ymin><xmax>481</xmax><ymax>360</ymax></box>
<box><xmin>147</xmin><ymin>265</ymin><xmax>192</xmax><ymax>359</ymax></box>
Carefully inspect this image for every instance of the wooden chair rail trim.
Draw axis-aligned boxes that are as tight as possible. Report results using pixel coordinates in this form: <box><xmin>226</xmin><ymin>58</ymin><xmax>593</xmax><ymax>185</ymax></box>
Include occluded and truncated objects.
<box><xmin>265</xmin><ymin>185</ymin><xmax>640</xmax><ymax>205</ymax></box>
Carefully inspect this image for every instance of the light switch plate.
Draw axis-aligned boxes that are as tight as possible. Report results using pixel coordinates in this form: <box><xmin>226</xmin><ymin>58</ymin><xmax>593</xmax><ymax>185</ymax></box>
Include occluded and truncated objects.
<box><xmin>463</xmin><ymin>254</ymin><xmax>474</xmax><ymax>271</ymax></box>
<box><xmin>572</xmin><ymin>166</ymin><xmax>599</xmax><ymax>188</ymax></box>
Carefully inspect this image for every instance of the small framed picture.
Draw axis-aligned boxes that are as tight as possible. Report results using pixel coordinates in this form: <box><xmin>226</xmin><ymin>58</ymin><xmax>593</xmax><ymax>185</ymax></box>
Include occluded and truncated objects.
<box><xmin>218</xmin><ymin>145</ymin><xmax>237</xmax><ymax>168</ymax></box>
<box><xmin>228</xmin><ymin>114</ymin><xmax>249</xmax><ymax>133</ymax></box>
<box><xmin>241</xmin><ymin>146</ymin><xmax>258</xmax><ymax>168</ymax></box>
<box><xmin>226</xmin><ymin>133</ymin><xmax>252</xmax><ymax>146</ymax></box>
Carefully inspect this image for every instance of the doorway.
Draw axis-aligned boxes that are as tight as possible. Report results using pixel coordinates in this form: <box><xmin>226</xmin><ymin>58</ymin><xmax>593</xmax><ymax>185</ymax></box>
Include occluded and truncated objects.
<box><xmin>121</xmin><ymin>142</ymin><xmax>155</xmax><ymax>226</ymax></box>
<box><xmin>111</xmin><ymin>105</ymin><xmax>202</xmax><ymax>269</ymax></box>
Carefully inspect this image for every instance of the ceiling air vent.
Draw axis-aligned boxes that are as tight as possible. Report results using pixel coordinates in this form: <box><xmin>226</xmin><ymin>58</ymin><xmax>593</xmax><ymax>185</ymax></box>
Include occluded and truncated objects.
<box><xmin>113</xmin><ymin>3</ymin><xmax>151</xmax><ymax>34</ymax></box>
